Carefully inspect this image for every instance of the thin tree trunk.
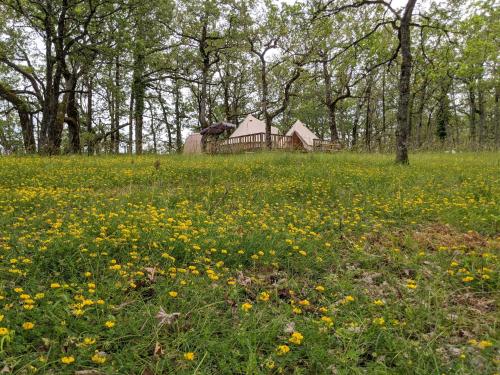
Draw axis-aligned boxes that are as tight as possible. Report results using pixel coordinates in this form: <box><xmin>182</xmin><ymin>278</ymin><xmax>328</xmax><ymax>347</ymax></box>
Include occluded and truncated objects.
<box><xmin>495</xmin><ymin>69</ymin><xmax>500</xmax><ymax>148</ymax></box>
<box><xmin>352</xmin><ymin>96</ymin><xmax>365</xmax><ymax>148</ymax></box>
<box><xmin>114</xmin><ymin>56</ymin><xmax>121</xmax><ymax>153</ymax></box>
<box><xmin>381</xmin><ymin>69</ymin><xmax>386</xmax><ymax>151</ymax></box>
<box><xmin>468</xmin><ymin>86</ymin><xmax>477</xmax><ymax>144</ymax></box>
<box><xmin>87</xmin><ymin>76</ymin><xmax>94</xmax><ymax>155</ymax></box>
<box><xmin>416</xmin><ymin>77</ymin><xmax>428</xmax><ymax>148</ymax></box>
<box><xmin>365</xmin><ymin>76</ymin><xmax>372</xmax><ymax>151</ymax></box>
<box><xmin>128</xmin><ymin>91</ymin><xmax>134</xmax><ymax>154</ymax></box>
<box><xmin>132</xmin><ymin>51</ymin><xmax>145</xmax><ymax>155</ymax></box>
<box><xmin>174</xmin><ymin>79</ymin><xmax>183</xmax><ymax>152</ymax></box>
<box><xmin>395</xmin><ymin>0</ymin><xmax>417</xmax><ymax>164</ymax></box>
<box><xmin>158</xmin><ymin>89</ymin><xmax>173</xmax><ymax>151</ymax></box>
<box><xmin>478</xmin><ymin>84</ymin><xmax>486</xmax><ymax>146</ymax></box>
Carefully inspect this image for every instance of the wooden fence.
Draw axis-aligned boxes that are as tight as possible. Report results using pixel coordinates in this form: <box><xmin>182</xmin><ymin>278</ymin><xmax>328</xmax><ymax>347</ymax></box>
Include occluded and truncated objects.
<box><xmin>206</xmin><ymin>133</ymin><xmax>293</xmax><ymax>154</ymax></box>
<box><xmin>204</xmin><ymin>133</ymin><xmax>342</xmax><ymax>154</ymax></box>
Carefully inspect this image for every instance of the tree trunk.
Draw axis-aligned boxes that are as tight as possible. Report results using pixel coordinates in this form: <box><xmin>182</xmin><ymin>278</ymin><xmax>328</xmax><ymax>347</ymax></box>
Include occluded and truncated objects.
<box><xmin>380</xmin><ymin>69</ymin><xmax>387</xmax><ymax>151</ymax></box>
<box><xmin>416</xmin><ymin>77</ymin><xmax>428</xmax><ymax>148</ymax></box>
<box><xmin>495</xmin><ymin>69</ymin><xmax>500</xmax><ymax>148</ymax></box>
<box><xmin>158</xmin><ymin>89</ymin><xmax>173</xmax><ymax>152</ymax></box>
<box><xmin>174</xmin><ymin>79</ymin><xmax>183</xmax><ymax>153</ymax></box>
<box><xmin>260</xmin><ymin>58</ymin><xmax>272</xmax><ymax>149</ymax></box>
<box><xmin>322</xmin><ymin>58</ymin><xmax>339</xmax><ymax>142</ymax></box>
<box><xmin>132</xmin><ymin>50</ymin><xmax>145</xmax><ymax>155</ymax></box>
<box><xmin>352</xmin><ymin>96</ymin><xmax>365</xmax><ymax>148</ymax></box>
<box><xmin>199</xmin><ymin>22</ymin><xmax>210</xmax><ymax>129</ymax></box>
<box><xmin>395</xmin><ymin>0</ymin><xmax>417</xmax><ymax>164</ymax></box>
<box><xmin>0</xmin><ymin>82</ymin><xmax>36</xmax><ymax>153</ymax></box>
<box><xmin>365</xmin><ymin>76</ymin><xmax>372</xmax><ymax>151</ymax></box>
<box><xmin>478</xmin><ymin>84</ymin><xmax>486</xmax><ymax>146</ymax></box>
<box><xmin>114</xmin><ymin>56</ymin><xmax>121</xmax><ymax>153</ymax></box>
<box><xmin>66</xmin><ymin>74</ymin><xmax>80</xmax><ymax>153</ymax></box>
<box><xmin>86</xmin><ymin>76</ymin><xmax>94</xmax><ymax>155</ymax></box>
<box><xmin>468</xmin><ymin>86</ymin><xmax>477</xmax><ymax>144</ymax></box>
<box><xmin>128</xmin><ymin>91</ymin><xmax>134</xmax><ymax>154</ymax></box>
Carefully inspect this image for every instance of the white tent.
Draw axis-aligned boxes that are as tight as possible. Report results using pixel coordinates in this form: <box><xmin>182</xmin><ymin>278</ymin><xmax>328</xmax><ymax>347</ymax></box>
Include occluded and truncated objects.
<box><xmin>286</xmin><ymin>120</ymin><xmax>319</xmax><ymax>150</ymax></box>
<box><xmin>230</xmin><ymin>114</ymin><xmax>278</xmax><ymax>138</ymax></box>
<box><xmin>183</xmin><ymin>133</ymin><xmax>203</xmax><ymax>154</ymax></box>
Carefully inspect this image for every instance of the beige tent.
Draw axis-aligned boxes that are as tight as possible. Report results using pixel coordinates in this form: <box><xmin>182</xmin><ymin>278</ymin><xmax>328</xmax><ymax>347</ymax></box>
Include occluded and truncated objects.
<box><xmin>286</xmin><ymin>120</ymin><xmax>319</xmax><ymax>150</ymax></box>
<box><xmin>230</xmin><ymin>114</ymin><xmax>278</xmax><ymax>138</ymax></box>
<box><xmin>183</xmin><ymin>133</ymin><xmax>203</xmax><ymax>154</ymax></box>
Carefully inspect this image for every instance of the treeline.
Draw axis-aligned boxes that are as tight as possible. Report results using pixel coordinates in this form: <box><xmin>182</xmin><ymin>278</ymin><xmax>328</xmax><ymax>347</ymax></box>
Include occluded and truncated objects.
<box><xmin>0</xmin><ymin>0</ymin><xmax>498</xmax><ymax>162</ymax></box>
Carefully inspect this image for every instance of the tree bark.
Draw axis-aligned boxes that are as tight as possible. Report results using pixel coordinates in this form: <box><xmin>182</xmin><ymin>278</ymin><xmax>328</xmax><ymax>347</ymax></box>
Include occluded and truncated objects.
<box><xmin>86</xmin><ymin>76</ymin><xmax>94</xmax><ymax>155</ymax></box>
<box><xmin>478</xmin><ymin>84</ymin><xmax>486</xmax><ymax>146</ymax></box>
<box><xmin>132</xmin><ymin>50</ymin><xmax>145</xmax><ymax>155</ymax></box>
<box><xmin>395</xmin><ymin>0</ymin><xmax>417</xmax><ymax>164</ymax></box>
<box><xmin>0</xmin><ymin>82</ymin><xmax>36</xmax><ymax>153</ymax></box>
<box><xmin>468</xmin><ymin>86</ymin><xmax>477</xmax><ymax>144</ymax></box>
<box><xmin>65</xmin><ymin>73</ymin><xmax>80</xmax><ymax>153</ymax></box>
<box><xmin>322</xmin><ymin>58</ymin><xmax>339</xmax><ymax>142</ymax></box>
<box><xmin>174</xmin><ymin>79</ymin><xmax>183</xmax><ymax>153</ymax></box>
<box><xmin>365</xmin><ymin>75</ymin><xmax>372</xmax><ymax>151</ymax></box>
<box><xmin>495</xmin><ymin>70</ymin><xmax>500</xmax><ymax>148</ymax></box>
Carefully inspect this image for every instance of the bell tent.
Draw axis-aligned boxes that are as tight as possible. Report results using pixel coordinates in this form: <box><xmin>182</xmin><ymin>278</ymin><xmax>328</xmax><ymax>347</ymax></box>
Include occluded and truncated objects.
<box><xmin>285</xmin><ymin>120</ymin><xmax>319</xmax><ymax>151</ymax></box>
<box><xmin>230</xmin><ymin>115</ymin><xmax>278</xmax><ymax>138</ymax></box>
<box><xmin>183</xmin><ymin>133</ymin><xmax>203</xmax><ymax>154</ymax></box>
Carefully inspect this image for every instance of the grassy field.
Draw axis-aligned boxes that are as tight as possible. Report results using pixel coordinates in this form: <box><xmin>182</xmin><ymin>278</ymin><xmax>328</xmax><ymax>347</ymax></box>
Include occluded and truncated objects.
<box><xmin>0</xmin><ymin>152</ymin><xmax>498</xmax><ymax>374</ymax></box>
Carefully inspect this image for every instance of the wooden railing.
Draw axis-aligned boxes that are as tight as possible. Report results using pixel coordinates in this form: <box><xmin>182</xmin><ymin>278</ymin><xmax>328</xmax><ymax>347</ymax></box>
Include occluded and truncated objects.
<box><xmin>206</xmin><ymin>133</ymin><xmax>293</xmax><ymax>154</ymax></box>
<box><xmin>313</xmin><ymin>139</ymin><xmax>343</xmax><ymax>152</ymax></box>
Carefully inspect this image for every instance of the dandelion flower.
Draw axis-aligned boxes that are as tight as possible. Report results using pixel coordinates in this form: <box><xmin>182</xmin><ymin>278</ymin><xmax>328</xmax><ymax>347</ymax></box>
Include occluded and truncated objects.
<box><xmin>22</xmin><ymin>322</ymin><xmax>35</xmax><ymax>330</ymax></box>
<box><xmin>168</xmin><ymin>291</ymin><xmax>178</xmax><ymax>298</ymax></box>
<box><xmin>183</xmin><ymin>352</ymin><xmax>195</xmax><ymax>361</ymax></box>
<box><xmin>91</xmin><ymin>352</ymin><xmax>107</xmax><ymax>364</ymax></box>
<box><xmin>104</xmin><ymin>321</ymin><xmax>115</xmax><ymax>328</ymax></box>
<box><xmin>241</xmin><ymin>302</ymin><xmax>252</xmax><ymax>312</ymax></box>
<box><xmin>60</xmin><ymin>356</ymin><xmax>75</xmax><ymax>364</ymax></box>
<box><xmin>258</xmin><ymin>292</ymin><xmax>270</xmax><ymax>302</ymax></box>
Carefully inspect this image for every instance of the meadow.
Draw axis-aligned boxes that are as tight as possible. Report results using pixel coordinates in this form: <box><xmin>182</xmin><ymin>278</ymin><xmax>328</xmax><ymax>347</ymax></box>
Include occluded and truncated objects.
<box><xmin>0</xmin><ymin>152</ymin><xmax>498</xmax><ymax>375</ymax></box>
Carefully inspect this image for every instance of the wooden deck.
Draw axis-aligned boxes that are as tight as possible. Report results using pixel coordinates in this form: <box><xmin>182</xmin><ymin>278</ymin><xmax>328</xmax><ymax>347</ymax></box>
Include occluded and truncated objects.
<box><xmin>206</xmin><ymin>133</ymin><xmax>293</xmax><ymax>154</ymax></box>
<box><xmin>204</xmin><ymin>133</ymin><xmax>342</xmax><ymax>154</ymax></box>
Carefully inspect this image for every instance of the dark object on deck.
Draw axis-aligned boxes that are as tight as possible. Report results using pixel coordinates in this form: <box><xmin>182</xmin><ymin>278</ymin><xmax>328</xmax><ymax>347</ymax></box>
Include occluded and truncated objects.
<box><xmin>200</xmin><ymin>122</ymin><xmax>236</xmax><ymax>136</ymax></box>
<box><xmin>201</xmin><ymin>122</ymin><xmax>236</xmax><ymax>152</ymax></box>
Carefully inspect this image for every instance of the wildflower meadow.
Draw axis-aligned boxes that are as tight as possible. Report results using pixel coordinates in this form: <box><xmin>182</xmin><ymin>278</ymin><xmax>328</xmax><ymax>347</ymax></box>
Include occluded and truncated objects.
<box><xmin>0</xmin><ymin>152</ymin><xmax>498</xmax><ymax>374</ymax></box>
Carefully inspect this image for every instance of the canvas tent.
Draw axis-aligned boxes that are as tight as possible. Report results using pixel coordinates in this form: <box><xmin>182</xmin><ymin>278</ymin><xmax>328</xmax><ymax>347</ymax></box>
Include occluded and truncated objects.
<box><xmin>286</xmin><ymin>120</ymin><xmax>319</xmax><ymax>151</ymax></box>
<box><xmin>230</xmin><ymin>115</ymin><xmax>278</xmax><ymax>138</ymax></box>
<box><xmin>183</xmin><ymin>133</ymin><xmax>203</xmax><ymax>154</ymax></box>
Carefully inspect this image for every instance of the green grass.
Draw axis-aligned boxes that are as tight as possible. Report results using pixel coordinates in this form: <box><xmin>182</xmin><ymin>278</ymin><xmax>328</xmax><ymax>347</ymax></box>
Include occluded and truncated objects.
<box><xmin>0</xmin><ymin>152</ymin><xmax>498</xmax><ymax>374</ymax></box>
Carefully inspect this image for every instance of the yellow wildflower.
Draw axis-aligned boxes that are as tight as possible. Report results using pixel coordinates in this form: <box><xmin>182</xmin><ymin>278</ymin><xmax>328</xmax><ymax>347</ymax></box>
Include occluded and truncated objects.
<box><xmin>183</xmin><ymin>352</ymin><xmax>195</xmax><ymax>361</ymax></box>
<box><xmin>289</xmin><ymin>331</ymin><xmax>303</xmax><ymax>345</ymax></box>
<box><xmin>22</xmin><ymin>322</ymin><xmax>35</xmax><ymax>330</ymax></box>
<box><xmin>60</xmin><ymin>356</ymin><xmax>75</xmax><ymax>364</ymax></box>
<box><xmin>276</xmin><ymin>345</ymin><xmax>290</xmax><ymax>356</ymax></box>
